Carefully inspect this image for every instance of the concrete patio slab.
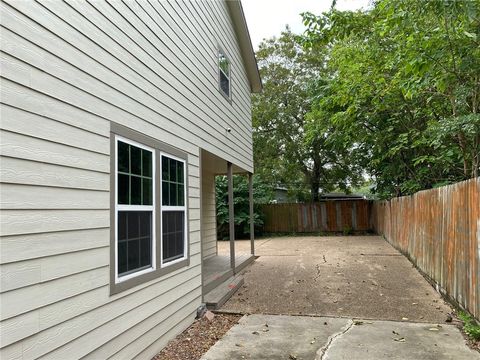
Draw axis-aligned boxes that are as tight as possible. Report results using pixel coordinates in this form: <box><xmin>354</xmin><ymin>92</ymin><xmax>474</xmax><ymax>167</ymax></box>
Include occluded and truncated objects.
<box><xmin>222</xmin><ymin>236</ymin><xmax>452</xmax><ymax>323</ymax></box>
<box><xmin>201</xmin><ymin>314</ymin><xmax>349</xmax><ymax>360</ymax></box>
<box><xmin>201</xmin><ymin>314</ymin><xmax>479</xmax><ymax>360</ymax></box>
<box><xmin>324</xmin><ymin>318</ymin><xmax>479</xmax><ymax>360</ymax></box>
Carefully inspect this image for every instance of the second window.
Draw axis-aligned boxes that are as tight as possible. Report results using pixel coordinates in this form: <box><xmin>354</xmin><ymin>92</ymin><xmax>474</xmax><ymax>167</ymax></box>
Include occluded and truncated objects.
<box><xmin>161</xmin><ymin>155</ymin><xmax>187</xmax><ymax>265</ymax></box>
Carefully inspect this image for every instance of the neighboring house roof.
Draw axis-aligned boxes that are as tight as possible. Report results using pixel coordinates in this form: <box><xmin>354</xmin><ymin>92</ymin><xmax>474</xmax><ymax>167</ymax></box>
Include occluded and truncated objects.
<box><xmin>226</xmin><ymin>0</ymin><xmax>262</xmax><ymax>93</ymax></box>
<box><xmin>320</xmin><ymin>193</ymin><xmax>366</xmax><ymax>200</ymax></box>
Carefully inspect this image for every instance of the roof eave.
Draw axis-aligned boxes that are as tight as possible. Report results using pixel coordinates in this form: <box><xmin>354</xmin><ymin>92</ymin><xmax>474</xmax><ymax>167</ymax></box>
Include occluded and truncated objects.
<box><xmin>226</xmin><ymin>0</ymin><xmax>262</xmax><ymax>93</ymax></box>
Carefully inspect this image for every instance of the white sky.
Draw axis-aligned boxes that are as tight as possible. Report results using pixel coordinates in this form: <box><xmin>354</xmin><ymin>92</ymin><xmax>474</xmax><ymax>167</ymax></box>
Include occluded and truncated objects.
<box><xmin>241</xmin><ymin>0</ymin><xmax>371</xmax><ymax>50</ymax></box>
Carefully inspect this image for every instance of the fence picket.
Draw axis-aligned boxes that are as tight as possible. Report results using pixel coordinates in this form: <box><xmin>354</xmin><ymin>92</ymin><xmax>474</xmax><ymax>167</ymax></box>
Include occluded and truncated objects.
<box><xmin>372</xmin><ymin>178</ymin><xmax>479</xmax><ymax>320</ymax></box>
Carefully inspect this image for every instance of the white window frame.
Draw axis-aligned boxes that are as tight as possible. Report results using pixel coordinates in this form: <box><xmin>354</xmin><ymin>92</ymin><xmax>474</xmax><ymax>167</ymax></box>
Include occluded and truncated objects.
<box><xmin>114</xmin><ymin>135</ymin><xmax>156</xmax><ymax>284</ymax></box>
<box><xmin>160</xmin><ymin>152</ymin><xmax>188</xmax><ymax>267</ymax></box>
<box><xmin>218</xmin><ymin>48</ymin><xmax>231</xmax><ymax>99</ymax></box>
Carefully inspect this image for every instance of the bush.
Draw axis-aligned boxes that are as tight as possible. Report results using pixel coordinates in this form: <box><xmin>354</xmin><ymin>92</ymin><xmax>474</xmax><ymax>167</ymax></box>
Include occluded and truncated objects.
<box><xmin>216</xmin><ymin>175</ymin><xmax>272</xmax><ymax>240</ymax></box>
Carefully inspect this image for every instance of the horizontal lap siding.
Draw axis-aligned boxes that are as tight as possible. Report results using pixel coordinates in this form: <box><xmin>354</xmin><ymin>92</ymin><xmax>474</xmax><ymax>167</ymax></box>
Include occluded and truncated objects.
<box><xmin>1</xmin><ymin>228</ymin><xmax>110</xmax><ymax>264</ymax></box>
<box><xmin>0</xmin><ymin>156</ymin><xmax>110</xmax><ymax>191</ymax></box>
<box><xmin>1</xmin><ymin>184</ymin><xmax>109</xmax><ymax>210</ymax></box>
<box><xmin>202</xmin><ymin>169</ymin><xmax>217</xmax><ymax>260</ymax></box>
<box><xmin>1</xmin><ymin>130</ymin><xmax>110</xmax><ymax>173</ymax></box>
<box><xmin>1</xmin><ymin>0</ymin><xmax>253</xmax><ymax>358</ymax></box>
<box><xmin>0</xmin><ymin>247</ymin><xmax>110</xmax><ymax>292</ymax></box>
<box><xmin>1</xmin><ymin>0</ymin><xmax>253</xmax><ymax>170</ymax></box>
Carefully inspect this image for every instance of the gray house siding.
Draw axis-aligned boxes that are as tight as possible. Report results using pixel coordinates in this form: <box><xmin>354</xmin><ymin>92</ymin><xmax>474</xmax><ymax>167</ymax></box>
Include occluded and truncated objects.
<box><xmin>201</xmin><ymin>168</ymin><xmax>218</xmax><ymax>260</ymax></box>
<box><xmin>0</xmin><ymin>0</ymin><xmax>254</xmax><ymax>359</ymax></box>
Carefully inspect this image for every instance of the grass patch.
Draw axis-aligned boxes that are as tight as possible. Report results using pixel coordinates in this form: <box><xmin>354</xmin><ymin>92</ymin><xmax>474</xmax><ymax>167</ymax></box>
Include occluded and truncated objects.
<box><xmin>458</xmin><ymin>311</ymin><xmax>480</xmax><ymax>341</ymax></box>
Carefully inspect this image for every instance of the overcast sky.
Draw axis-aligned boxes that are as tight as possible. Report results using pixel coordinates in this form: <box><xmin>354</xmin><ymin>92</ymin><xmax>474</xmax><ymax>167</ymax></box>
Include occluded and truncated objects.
<box><xmin>241</xmin><ymin>0</ymin><xmax>371</xmax><ymax>50</ymax></box>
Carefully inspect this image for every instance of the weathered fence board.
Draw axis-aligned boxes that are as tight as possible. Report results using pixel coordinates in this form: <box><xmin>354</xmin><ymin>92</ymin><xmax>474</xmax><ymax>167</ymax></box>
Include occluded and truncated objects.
<box><xmin>371</xmin><ymin>178</ymin><xmax>479</xmax><ymax>320</ymax></box>
<box><xmin>261</xmin><ymin>200</ymin><xmax>371</xmax><ymax>233</ymax></box>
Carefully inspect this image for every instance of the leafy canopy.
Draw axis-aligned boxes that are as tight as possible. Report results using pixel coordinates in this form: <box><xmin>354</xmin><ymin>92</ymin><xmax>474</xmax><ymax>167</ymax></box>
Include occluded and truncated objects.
<box><xmin>301</xmin><ymin>0</ymin><xmax>480</xmax><ymax>198</ymax></box>
<box><xmin>253</xmin><ymin>29</ymin><xmax>364</xmax><ymax>201</ymax></box>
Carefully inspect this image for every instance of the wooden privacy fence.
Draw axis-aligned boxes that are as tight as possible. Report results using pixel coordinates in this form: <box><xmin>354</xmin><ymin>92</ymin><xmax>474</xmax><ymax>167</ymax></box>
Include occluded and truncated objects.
<box><xmin>371</xmin><ymin>178</ymin><xmax>479</xmax><ymax>319</ymax></box>
<box><xmin>261</xmin><ymin>200</ymin><xmax>371</xmax><ymax>233</ymax></box>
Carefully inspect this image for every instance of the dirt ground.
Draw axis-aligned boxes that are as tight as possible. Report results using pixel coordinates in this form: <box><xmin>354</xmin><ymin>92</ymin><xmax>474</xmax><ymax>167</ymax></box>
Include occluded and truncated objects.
<box><xmin>221</xmin><ymin>235</ymin><xmax>453</xmax><ymax>323</ymax></box>
<box><xmin>152</xmin><ymin>313</ymin><xmax>241</xmax><ymax>360</ymax></box>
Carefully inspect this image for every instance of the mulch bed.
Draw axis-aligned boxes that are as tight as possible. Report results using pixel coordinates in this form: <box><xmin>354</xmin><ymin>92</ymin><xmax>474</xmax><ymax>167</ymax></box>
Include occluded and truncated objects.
<box><xmin>152</xmin><ymin>313</ymin><xmax>242</xmax><ymax>360</ymax></box>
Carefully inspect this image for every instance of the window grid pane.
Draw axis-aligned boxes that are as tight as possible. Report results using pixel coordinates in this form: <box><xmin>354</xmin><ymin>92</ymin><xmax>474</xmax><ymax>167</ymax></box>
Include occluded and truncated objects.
<box><xmin>162</xmin><ymin>211</ymin><xmax>185</xmax><ymax>263</ymax></box>
<box><xmin>220</xmin><ymin>71</ymin><xmax>230</xmax><ymax>97</ymax></box>
<box><xmin>219</xmin><ymin>53</ymin><xmax>229</xmax><ymax>75</ymax></box>
<box><xmin>117</xmin><ymin>141</ymin><xmax>153</xmax><ymax>206</ymax></box>
<box><xmin>117</xmin><ymin>211</ymin><xmax>152</xmax><ymax>277</ymax></box>
<box><xmin>143</xmin><ymin>151</ymin><xmax>152</xmax><ymax>177</ymax></box>
<box><xmin>161</xmin><ymin>156</ymin><xmax>185</xmax><ymax>207</ymax></box>
<box><xmin>130</xmin><ymin>146</ymin><xmax>141</xmax><ymax>175</ymax></box>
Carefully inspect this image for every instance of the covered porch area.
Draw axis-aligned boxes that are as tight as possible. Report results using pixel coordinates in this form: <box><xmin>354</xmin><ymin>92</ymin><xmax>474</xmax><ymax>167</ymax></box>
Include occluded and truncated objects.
<box><xmin>202</xmin><ymin>242</ymin><xmax>255</xmax><ymax>294</ymax></box>
<box><xmin>200</xmin><ymin>150</ymin><xmax>256</xmax><ymax>300</ymax></box>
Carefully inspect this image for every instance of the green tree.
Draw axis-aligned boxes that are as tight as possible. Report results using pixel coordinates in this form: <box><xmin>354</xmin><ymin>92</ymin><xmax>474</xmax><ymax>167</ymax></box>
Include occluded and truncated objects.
<box><xmin>253</xmin><ymin>29</ymin><xmax>363</xmax><ymax>201</ymax></box>
<box><xmin>302</xmin><ymin>0</ymin><xmax>480</xmax><ymax>198</ymax></box>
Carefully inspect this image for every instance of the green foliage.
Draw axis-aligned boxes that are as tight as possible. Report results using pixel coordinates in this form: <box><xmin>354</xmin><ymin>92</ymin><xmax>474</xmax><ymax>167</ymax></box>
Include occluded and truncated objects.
<box><xmin>458</xmin><ymin>311</ymin><xmax>480</xmax><ymax>341</ymax></box>
<box><xmin>215</xmin><ymin>175</ymin><xmax>272</xmax><ymax>240</ymax></box>
<box><xmin>343</xmin><ymin>225</ymin><xmax>353</xmax><ymax>236</ymax></box>
<box><xmin>252</xmin><ymin>29</ymin><xmax>364</xmax><ymax>201</ymax></box>
<box><xmin>349</xmin><ymin>181</ymin><xmax>377</xmax><ymax>200</ymax></box>
<box><xmin>301</xmin><ymin>0</ymin><xmax>480</xmax><ymax>199</ymax></box>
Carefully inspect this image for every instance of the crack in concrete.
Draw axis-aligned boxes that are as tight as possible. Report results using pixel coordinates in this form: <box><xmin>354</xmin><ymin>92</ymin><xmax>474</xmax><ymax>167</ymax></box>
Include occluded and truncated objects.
<box><xmin>314</xmin><ymin>264</ymin><xmax>321</xmax><ymax>282</ymax></box>
<box><xmin>315</xmin><ymin>319</ymin><xmax>354</xmax><ymax>360</ymax></box>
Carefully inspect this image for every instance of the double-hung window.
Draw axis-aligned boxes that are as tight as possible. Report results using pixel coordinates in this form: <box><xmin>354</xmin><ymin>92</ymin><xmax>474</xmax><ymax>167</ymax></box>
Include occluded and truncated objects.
<box><xmin>111</xmin><ymin>125</ymin><xmax>189</xmax><ymax>294</ymax></box>
<box><xmin>116</xmin><ymin>138</ymin><xmax>155</xmax><ymax>282</ymax></box>
<box><xmin>218</xmin><ymin>49</ymin><xmax>231</xmax><ymax>98</ymax></box>
<box><xmin>161</xmin><ymin>155</ymin><xmax>187</xmax><ymax>265</ymax></box>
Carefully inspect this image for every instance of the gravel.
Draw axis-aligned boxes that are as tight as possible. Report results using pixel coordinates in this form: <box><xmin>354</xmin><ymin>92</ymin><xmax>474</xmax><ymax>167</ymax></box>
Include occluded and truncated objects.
<box><xmin>152</xmin><ymin>313</ymin><xmax>242</xmax><ymax>360</ymax></box>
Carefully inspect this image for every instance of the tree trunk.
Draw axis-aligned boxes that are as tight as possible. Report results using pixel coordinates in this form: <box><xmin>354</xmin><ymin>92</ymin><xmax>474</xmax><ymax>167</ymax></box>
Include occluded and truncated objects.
<box><xmin>311</xmin><ymin>181</ymin><xmax>320</xmax><ymax>202</ymax></box>
<box><xmin>310</xmin><ymin>159</ymin><xmax>321</xmax><ymax>202</ymax></box>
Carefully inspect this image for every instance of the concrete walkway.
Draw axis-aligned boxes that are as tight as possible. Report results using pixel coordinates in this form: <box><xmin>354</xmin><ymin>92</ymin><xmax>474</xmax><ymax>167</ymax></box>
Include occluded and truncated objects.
<box><xmin>201</xmin><ymin>314</ymin><xmax>479</xmax><ymax>360</ymax></box>
<box><xmin>204</xmin><ymin>236</ymin><xmax>478</xmax><ymax>359</ymax></box>
<box><xmin>222</xmin><ymin>236</ymin><xmax>452</xmax><ymax>322</ymax></box>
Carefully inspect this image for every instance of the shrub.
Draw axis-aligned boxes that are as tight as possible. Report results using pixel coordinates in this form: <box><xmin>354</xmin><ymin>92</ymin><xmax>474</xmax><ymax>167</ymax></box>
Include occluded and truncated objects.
<box><xmin>216</xmin><ymin>175</ymin><xmax>272</xmax><ymax>240</ymax></box>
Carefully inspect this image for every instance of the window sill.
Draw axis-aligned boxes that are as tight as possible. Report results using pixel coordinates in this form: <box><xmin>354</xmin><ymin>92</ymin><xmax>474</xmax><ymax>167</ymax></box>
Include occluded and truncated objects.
<box><xmin>162</xmin><ymin>255</ymin><xmax>188</xmax><ymax>268</ymax></box>
<box><xmin>116</xmin><ymin>265</ymin><xmax>155</xmax><ymax>283</ymax></box>
<box><xmin>218</xmin><ymin>88</ymin><xmax>232</xmax><ymax>104</ymax></box>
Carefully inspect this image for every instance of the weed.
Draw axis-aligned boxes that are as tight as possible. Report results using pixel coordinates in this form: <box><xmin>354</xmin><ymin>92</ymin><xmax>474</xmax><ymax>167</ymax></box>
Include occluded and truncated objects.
<box><xmin>458</xmin><ymin>311</ymin><xmax>480</xmax><ymax>341</ymax></box>
<box><xmin>343</xmin><ymin>225</ymin><xmax>353</xmax><ymax>236</ymax></box>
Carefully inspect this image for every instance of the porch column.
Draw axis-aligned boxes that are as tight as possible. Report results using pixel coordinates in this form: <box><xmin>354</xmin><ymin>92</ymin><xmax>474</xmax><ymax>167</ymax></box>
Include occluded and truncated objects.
<box><xmin>249</xmin><ymin>172</ymin><xmax>255</xmax><ymax>256</ymax></box>
<box><xmin>227</xmin><ymin>162</ymin><xmax>235</xmax><ymax>271</ymax></box>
